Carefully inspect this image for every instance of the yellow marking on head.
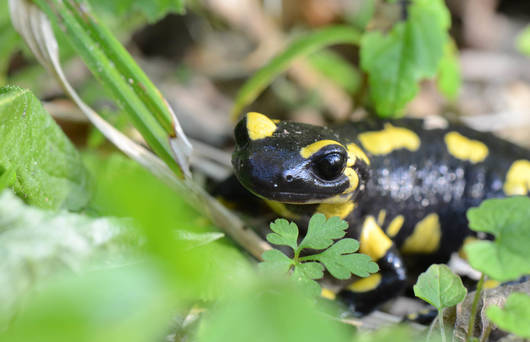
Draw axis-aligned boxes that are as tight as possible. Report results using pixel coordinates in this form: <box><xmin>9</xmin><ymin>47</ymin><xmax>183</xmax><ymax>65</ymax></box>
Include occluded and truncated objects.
<box><xmin>484</xmin><ymin>280</ymin><xmax>501</xmax><ymax>289</ymax></box>
<box><xmin>348</xmin><ymin>273</ymin><xmax>382</xmax><ymax>293</ymax></box>
<box><xmin>300</xmin><ymin>140</ymin><xmax>343</xmax><ymax>159</ymax></box>
<box><xmin>320</xmin><ymin>193</ymin><xmax>353</xmax><ymax>204</ymax></box>
<box><xmin>503</xmin><ymin>159</ymin><xmax>530</xmax><ymax>195</ymax></box>
<box><xmin>246</xmin><ymin>112</ymin><xmax>277</xmax><ymax>140</ymax></box>
<box><xmin>458</xmin><ymin>236</ymin><xmax>478</xmax><ymax>260</ymax></box>
<box><xmin>358</xmin><ymin>124</ymin><xmax>420</xmax><ymax>155</ymax></box>
<box><xmin>343</xmin><ymin>167</ymin><xmax>359</xmax><ymax>193</ymax></box>
<box><xmin>321</xmin><ymin>288</ymin><xmax>336</xmax><ymax>300</ymax></box>
<box><xmin>444</xmin><ymin>131</ymin><xmax>489</xmax><ymax>163</ymax></box>
<box><xmin>407</xmin><ymin>313</ymin><xmax>419</xmax><ymax>321</ymax></box>
<box><xmin>401</xmin><ymin>213</ymin><xmax>441</xmax><ymax>254</ymax></box>
<box><xmin>347</xmin><ymin>142</ymin><xmax>370</xmax><ymax>165</ymax></box>
<box><xmin>377</xmin><ymin>210</ymin><xmax>387</xmax><ymax>226</ymax></box>
<box><xmin>360</xmin><ymin>216</ymin><xmax>393</xmax><ymax>261</ymax></box>
<box><xmin>317</xmin><ymin>201</ymin><xmax>355</xmax><ymax>219</ymax></box>
<box><xmin>264</xmin><ymin>200</ymin><xmax>299</xmax><ymax>219</ymax></box>
<box><xmin>386</xmin><ymin>215</ymin><xmax>405</xmax><ymax>237</ymax></box>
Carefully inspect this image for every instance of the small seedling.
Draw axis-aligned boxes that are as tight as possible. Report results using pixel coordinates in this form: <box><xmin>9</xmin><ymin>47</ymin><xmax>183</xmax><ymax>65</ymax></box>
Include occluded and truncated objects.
<box><xmin>260</xmin><ymin>213</ymin><xmax>379</xmax><ymax>297</ymax></box>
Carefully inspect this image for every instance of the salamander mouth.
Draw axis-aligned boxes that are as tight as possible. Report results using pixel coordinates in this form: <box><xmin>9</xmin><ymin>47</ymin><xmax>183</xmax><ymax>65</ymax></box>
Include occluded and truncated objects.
<box><xmin>244</xmin><ymin>186</ymin><xmax>351</xmax><ymax>204</ymax></box>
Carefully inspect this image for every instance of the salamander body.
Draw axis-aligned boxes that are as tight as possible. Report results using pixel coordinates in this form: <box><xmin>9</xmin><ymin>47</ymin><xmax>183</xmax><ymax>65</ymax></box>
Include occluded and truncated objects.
<box><xmin>231</xmin><ymin>112</ymin><xmax>530</xmax><ymax>313</ymax></box>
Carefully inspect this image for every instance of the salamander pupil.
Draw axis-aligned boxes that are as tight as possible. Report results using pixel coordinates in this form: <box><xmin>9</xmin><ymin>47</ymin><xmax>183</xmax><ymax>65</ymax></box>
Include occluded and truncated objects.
<box><xmin>314</xmin><ymin>153</ymin><xmax>346</xmax><ymax>180</ymax></box>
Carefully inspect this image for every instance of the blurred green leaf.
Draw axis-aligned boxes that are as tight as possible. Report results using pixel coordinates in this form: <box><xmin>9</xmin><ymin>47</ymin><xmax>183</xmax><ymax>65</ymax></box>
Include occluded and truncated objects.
<box><xmin>465</xmin><ymin>197</ymin><xmax>530</xmax><ymax>281</ymax></box>
<box><xmin>84</xmin><ymin>152</ymin><xmax>253</xmax><ymax>301</ymax></box>
<box><xmin>347</xmin><ymin>0</ymin><xmax>376</xmax><ymax>30</ymax></box>
<box><xmin>88</xmin><ymin>0</ymin><xmax>185</xmax><ymax>23</ymax></box>
<box><xmin>267</xmin><ymin>218</ymin><xmax>299</xmax><ymax>250</ymax></box>
<box><xmin>361</xmin><ymin>0</ymin><xmax>450</xmax><ymax>117</ymax></box>
<box><xmin>232</xmin><ymin>25</ymin><xmax>361</xmax><ymax>120</ymax></box>
<box><xmin>413</xmin><ymin>264</ymin><xmax>467</xmax><ymax>310</ymax></box>
<box><xmin>437</xmin><ymin>39</ymin><xmax>461</xmax><ymax>100</ymax></box>
<box><xmin>0</xmin><ymin>85</ymin><xmax>89</xmax><ymax>210</ymax></box>
<box><xmin>0</xmin><ymin>190</ymin><xmax>134</xmax><ymax>327</ymax></box>
<box><xmin>515</xmin><ymin>25</ymin><xmax>530</xmax><ymax>57</ymax></box>
<box><xmin>0</xmin><ymin>1</ymin><xmax>22</xmax><ymax>86</ymax></box>
<box><xmin>3</xmin><ymin>265</ymin><xmax>174</xmax><ymax>342</ymax></box>
<box><xmin>0</xmin><ymin>168</ymin><xmax>16</xmax><ymax>192</ymax></box>
<box><xmin>299</xmin><ymin>214</ymin><xmax>348</xmax><ymax>250</ymax></box>
<box><xmin>196</xmin><ymin>280</ymin><xmax>353</xmax><ymax>342</ymax></box>
<box><xmin>487</xmin><ymin>292</ymin><xmax>530</xmax><ymax>338</ymax></box>
<box><xmin>307</xmin><ymin>50</ymin><xmax>361</xmax><ymax>95</ymax></box>
<box><xmin>307</xmin><ymin>239</ymin><xmax>378</xmax><ymax>279</ymax></box>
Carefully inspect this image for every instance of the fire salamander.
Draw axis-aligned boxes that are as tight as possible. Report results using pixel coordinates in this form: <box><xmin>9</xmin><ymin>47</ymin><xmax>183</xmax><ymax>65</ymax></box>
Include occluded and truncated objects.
<box><xmin>231</xmin><ymin>112</ymin><xmax>530</xmax><ymax>314</ymax></box>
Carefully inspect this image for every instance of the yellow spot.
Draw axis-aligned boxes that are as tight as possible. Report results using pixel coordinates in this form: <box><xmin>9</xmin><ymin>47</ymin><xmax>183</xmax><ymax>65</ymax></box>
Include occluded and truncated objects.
<box><xmin>386</xmin><ymin>215</ymin><xmax>405</xmax><ymax>237</ymax></box>
<box><xmin>377</xmin><ymin>210</ymin><xmax>387</xmax><ymax>226</ymax></box>
<box><xmin>503</xmin><ymin>159</ymin><xmax>530</xmax><ymax>195</ymax></box>
<box><xmin>401</xmin><ymin>213</ymin><xmax>441</xmax><ymax>254</ymax></box>
<box><xmin>348</xmin><ymin>273</ymin><xmax>382</xmax><ymax>292</ymax></box>
<box><xmin>317</xmin><ymin>202</ymin><xmax>355</xmax><ymax>219</ymax></box>
<box><xmin>458</xmin><ymin>236</ymin><xmax>478</xmax><ymax>259</ymax></box>
<box><xmin>321</xmin><ymin>288</ymin><xmax>336</xmax><ymax>300</ymax></box>
<box><xmin>320</xmin><ymin>193</ymin><xmax>353</xmax><ymax>204</ymax></box>
<box><xmin>246</xmin><ymin>112</ymin><xmax>277</xmax><ymax>140</ymax></box>
<box><xmin>265</xmin><ymin>200</ymin><xmax>299</xmax><ymax>219</ymax></box>
<box><xmin>300</xmin><ymin>140</ymin><xmax>343</xmax><ymax>159</ymax></box>
<box><xmin>358</xmin><ymin>124</ymin><xmax>420</xmax><ymax>155</ymax></box>
<box><xmin>444</xmin><ymin>131</ymin><xmax>489</xmax><ymax>163</ymax></box>
<box><xmin>347</xmin><ymin>143</ymin><xmax>370</xmax><ymax>165</ymax></box>
<box><xmin>360</xmin><ymin>216</ymin><xmax>393</xmax><ymax>261</ymax></box>
<box><xmin>484</xmin><ymin>280</ymin><xmax>501</xmax><ymax>289</ymax></box>
<box><xmin>407</xmin><ymin>313</ymin><xmax>419</xmax><ymax>321</ymax></box>
<box><xmin>343</xmin><ymin>167</ymin><xmax>359</xmax><ymax>193</ymax></box>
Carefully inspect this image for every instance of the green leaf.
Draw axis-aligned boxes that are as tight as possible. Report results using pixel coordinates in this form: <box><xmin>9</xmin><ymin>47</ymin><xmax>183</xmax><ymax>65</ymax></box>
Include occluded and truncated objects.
<box><xmin>0</xmin><ymin>86</ymin><xmax>89</xmax><ymax>210</ymax></box>
<box><xmin>0</xmin><ymin>168</ymin><xmax>16</xmax><ymax>192</ymax></box>
<box><xmin>299</xmin><ymin>214</ymin><xmax>349</xmax><ymax>250</ymax></box>
<box><xmin>292</xmin><ymin>263</ymin><xmax>324</xmax><ymax>297</ymax></box>
<box><xmin>266</xmin><ymin>218</ymin><xmax>299</xmax><ymax>250</ymax></box>
<box><xmin>516</xmin><ymin>25</ymin><xmax>530</xmax><ymax>57</ymax></box>
<box><xmin>487</xmin><ymin>292</ymin><xmax>530</xmax><ymax>338</ymax></box>
<box><xmin>309</xmin><ymin>238</ymin><xmax>378</xmax><ymax>279</ymax></box>
<box><xmin>232</xmin><ymin>25</ymin><xmax>361</xmax><ymax>120</ymax></box>
<box><xmin>307</xmin><ymin>50</ymin><xmax>361</xmax><ymax>94</ymax></box>
<box><xmin>437</xmin><ymin>39</ymin><xmax>461</xmax><ymax>100</ymax></box>
<box><xmin>0</xmin><ymin>190</ymin><xmax>134</xmax><ymax>326</ymax></box>
<box><xmin>259</xmin><ymin>249</ymin><xmax>293</xmax><ymax>275</ymax></box>
<box><xmin>465</xmin><ymin>197</ymin><xmax>530</xmax><ymax>281</ymax></box>
<box><xmin>413</xmin><ymin>264</ymin><xmax>467</xmax><ymax>310</ymax></box>
<box><xmin>361</xmin><ymin>0</ymin><xmax>450</xmax><ymax>117</ymax></box>
<box><xmin>88</xmin><ymin>0</ymin><xmax>185</xmax><ymax>23</ymax></box>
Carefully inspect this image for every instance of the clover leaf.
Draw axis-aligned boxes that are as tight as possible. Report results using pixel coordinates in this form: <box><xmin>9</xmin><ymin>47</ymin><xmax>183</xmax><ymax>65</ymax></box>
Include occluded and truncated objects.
<box><xmin>260</xmin><ymin>214</ymin><xmax>378</xmax><ymax>297</ymax></box>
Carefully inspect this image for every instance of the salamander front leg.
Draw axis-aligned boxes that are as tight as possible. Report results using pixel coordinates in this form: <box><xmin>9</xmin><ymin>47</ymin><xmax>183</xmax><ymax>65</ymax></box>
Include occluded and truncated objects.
<box><xmin>338</xmin><ymin>217</ymin><xmax>407</xmax><ymax>315</ymax></box>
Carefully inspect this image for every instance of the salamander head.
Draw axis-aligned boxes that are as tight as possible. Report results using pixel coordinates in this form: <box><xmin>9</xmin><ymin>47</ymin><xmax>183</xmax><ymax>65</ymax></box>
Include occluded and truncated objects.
<box><xmin>232</xmin><ymin>112</ymin><xmax>370</xmax><ymax>204</ymax></box>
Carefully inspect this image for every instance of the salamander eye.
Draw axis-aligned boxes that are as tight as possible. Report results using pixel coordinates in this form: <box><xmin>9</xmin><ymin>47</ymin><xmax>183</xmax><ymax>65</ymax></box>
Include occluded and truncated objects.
<box><xmin>313</xmin><ymin>152</ymin><xmax>346</xmax><ymax>180</ymax></box>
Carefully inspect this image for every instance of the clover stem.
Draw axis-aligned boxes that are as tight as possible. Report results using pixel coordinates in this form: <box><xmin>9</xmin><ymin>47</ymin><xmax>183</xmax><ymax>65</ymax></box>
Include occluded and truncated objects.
<box><xmin>465</xmin><ymin>273</ymin><xmax>485</xmax><ymax>342</ymax></box>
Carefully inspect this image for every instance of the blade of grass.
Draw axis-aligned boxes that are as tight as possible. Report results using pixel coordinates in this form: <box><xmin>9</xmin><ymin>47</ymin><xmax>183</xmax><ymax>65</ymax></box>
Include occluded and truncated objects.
<box><xmin>62</xmin><ymin>0</ymin><xmax>191</xmax><ymax>165</ymax></box>
<box><xmin>231</xmin><ymin>25</ymin><xmax>362</xmax><ymax>121</ymax></box>
<box><xmin>32</xmin><ymin>0</ymin><xmax>183</xmax><ymax>176</ymax></box>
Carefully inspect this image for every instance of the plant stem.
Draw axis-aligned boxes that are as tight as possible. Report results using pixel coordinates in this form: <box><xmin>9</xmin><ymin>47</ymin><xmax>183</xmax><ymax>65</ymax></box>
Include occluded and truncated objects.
<box><xmin>466</xmin><ymin>273</ymin><xmax>485</xmax><ymax>342</ymax></box>
<box><xmin>439</xmin><ymin>310</ymin><xmax>446</xmax><ymax>342</ymax></box>
<box><xmin>427</xmin><ymin>314</ymin><xmax>438</xmax><ymax>342</ymax></box>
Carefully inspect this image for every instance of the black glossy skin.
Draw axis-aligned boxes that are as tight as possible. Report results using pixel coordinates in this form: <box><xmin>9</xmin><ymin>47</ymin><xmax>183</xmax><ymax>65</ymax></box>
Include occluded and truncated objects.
<box><xmin>232</xmin><ymin>115</ymin><xmax>530</xmax><ymax>314</ymax></box>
